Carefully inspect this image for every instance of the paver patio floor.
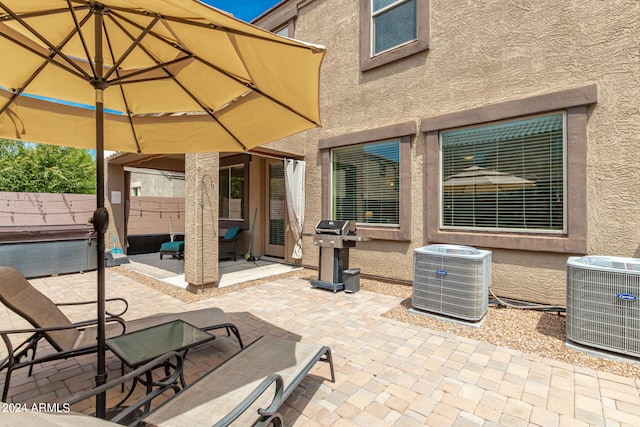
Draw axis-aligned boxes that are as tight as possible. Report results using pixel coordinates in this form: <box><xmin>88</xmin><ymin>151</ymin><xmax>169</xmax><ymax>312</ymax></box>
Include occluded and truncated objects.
<box><xmin>1</xmin><ymin>269</ymin><xmax>639</xmax><ymax>426</ymax></box>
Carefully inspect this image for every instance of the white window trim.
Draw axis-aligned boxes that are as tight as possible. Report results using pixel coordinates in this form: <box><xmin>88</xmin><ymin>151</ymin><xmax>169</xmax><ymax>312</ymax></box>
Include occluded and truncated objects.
<box><xmin>370</xmin><ymin>0</ymin><xmax>418</xmax><ymax>57</ymax></box>
<box><xmin>360</xmin><ymin>0</ymin><xmax>430</xmax><ymax>72</ymax></box>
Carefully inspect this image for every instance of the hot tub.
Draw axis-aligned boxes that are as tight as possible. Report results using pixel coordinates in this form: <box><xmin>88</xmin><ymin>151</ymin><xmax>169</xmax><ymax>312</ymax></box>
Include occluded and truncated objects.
<box><xmin>0</xmin><ymin>225</ymin><xmax>97</xmax><ymax>278</ymax></box>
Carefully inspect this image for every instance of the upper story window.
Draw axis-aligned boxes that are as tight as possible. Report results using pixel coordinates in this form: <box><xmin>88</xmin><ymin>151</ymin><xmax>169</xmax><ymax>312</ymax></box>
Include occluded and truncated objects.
<box><xmin>372</xmin><ymin>0</ymin><xmax>417</xmax><ymax>55</ymax></box>
<box><xmin>360</xmin><ymin>0</ymin><xmax>429</xmax><ymax>71</ymax></box>
<box><xmin>441</xmin><ymin>113</ymin><xmax>566</xmax><ymax>233</ymax></box>
<box><xmin>253</xmin><ymin>3</ymin><xmax>297</xmax><ymax>38</ymax></box>
<box><xmin>274</xmin><ymin>26</ymin><xmax>289</xmax><ymax>38</ymax></box>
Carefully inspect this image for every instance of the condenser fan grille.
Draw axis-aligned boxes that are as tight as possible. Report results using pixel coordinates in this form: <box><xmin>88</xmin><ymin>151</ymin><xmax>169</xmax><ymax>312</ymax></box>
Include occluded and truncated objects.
<box><xmin>566</xmin><ymin>256</ymin><xmax>640</xmax><ymax>357</ymax></box>
<box><xmin>412</xmin><ymin>245</ymin><xmax>491</xmax><ymax>322</ymax></box>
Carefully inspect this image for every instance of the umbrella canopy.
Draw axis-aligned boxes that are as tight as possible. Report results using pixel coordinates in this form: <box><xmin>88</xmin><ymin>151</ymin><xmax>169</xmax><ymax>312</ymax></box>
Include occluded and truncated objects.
<box><xmin>443</xmin><ymin>166</ymin><xmax>536</xmax><ymax>193</ymax></box>
<box><xmin>0</xmin><ymin>0</ymin><xmax>325</xmax><ymax>152</ymax></box>
<box><xmin>0</xmin><ymin>0</ymin><xmax>325</xmax><ymax>418</ymax></box>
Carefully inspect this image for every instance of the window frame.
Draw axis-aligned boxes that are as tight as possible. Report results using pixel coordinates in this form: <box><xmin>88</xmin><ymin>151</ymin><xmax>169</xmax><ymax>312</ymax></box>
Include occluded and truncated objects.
<box><xmin>421</xmin><ymin>84</ymin><xmax>597</xmax><ymax>253</ymax></box>
<box><xmin>319</xmin><ymin>122</ymin><xmax>415</xmax><ymax>241</ymax></box>
<box><xmin>332</xmin><ymin>139</ymin><xmax>402</xmax><ymax>227</ymax></box>
<box><xmin>254</xmin><ymin>2</ymin><xmax>297</xmax><ymax>37</ymax></box>
<box><xmin>439</xmin><ymin>111</ymin><xmax>568</xmax><ymax>234</ymax></box>
<box><xmin>219</xmin><ymin>154</ymin><xmax>250</xmax><ymax>230</ymax></box>
<box><xmin>360</xmin><ymin>0</ymin><xmax>430</xmax><ymax>72</ymax></box>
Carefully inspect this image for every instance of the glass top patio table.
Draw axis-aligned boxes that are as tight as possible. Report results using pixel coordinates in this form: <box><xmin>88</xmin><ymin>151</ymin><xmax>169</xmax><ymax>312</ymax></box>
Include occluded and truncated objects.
<box><xmin>106</xmin><ymin>319</ymin><xmax>215</xmax><ymax>367</ymax></box>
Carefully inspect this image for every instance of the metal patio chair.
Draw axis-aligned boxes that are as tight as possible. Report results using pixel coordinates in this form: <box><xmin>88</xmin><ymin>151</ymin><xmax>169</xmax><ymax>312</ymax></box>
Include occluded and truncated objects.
<box><xmin>219</xmin><ymin>226</ymin><xmax>242</xmax><ymax>261</ymax></box>
<box><xmin>0</xmin><ymin>266</ymin><xmax>243</xmax><ymax>402</ymax></box>
<box><xmin>1</xmin><ymin>335</ymin><xmax>335</xmax><ymax>426</ymax></box>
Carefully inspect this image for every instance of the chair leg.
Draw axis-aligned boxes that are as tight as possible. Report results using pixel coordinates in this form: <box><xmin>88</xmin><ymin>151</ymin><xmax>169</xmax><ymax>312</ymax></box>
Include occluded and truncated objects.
<box><xmin>1</xmin><ymin>334</ymin><xmax>15</xmax><ymax>401</ymax></box>
<box><xmin>2</xmin><ymin>368</ymin><xmax>11</xmax><ymax>402</ymax></box>
<box><xmin>27</xmin><ymin>339</ymin><xmax>39</xmax><ymax>377</ymax></box>
<box><xmin>205</xmin><ymin>325</ymin><xmax>244</xmax><ymax>348</ymax></box>
<box><xmin>228</xmin><ymin>325</ymin><xmax>244</xmax><ymax>348</ymax></box>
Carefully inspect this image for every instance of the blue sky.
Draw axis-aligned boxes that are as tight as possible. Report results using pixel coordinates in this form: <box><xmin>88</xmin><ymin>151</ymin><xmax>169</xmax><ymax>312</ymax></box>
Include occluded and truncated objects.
<box><xmin>201</xmin><ymin>1</ymin><xmax>282</xmax><ymax>22</ymax></box>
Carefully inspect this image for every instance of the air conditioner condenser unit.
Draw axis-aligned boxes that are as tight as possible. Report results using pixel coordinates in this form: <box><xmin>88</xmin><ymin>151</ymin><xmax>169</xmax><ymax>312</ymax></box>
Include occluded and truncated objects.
<box><xmin>412</xmin><ymin>244</ymin><xmax>491</xmax><ymax>322</ymax></box>
<box><xmin>566</xmin><ymin>255</ymin><xmax>640</xmax><ymax>358</ymax></box>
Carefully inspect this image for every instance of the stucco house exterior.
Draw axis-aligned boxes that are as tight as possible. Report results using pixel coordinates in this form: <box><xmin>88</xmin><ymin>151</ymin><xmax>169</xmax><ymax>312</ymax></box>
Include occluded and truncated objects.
<box><xmin>246</xmin><ymin>0</ymin><xmax>639</xmax><ymax>305</ymax></box>
<box><xmin>106</xmin><ymin>0</ymin><xmax>638</xmax><ymax>304</ymax></box>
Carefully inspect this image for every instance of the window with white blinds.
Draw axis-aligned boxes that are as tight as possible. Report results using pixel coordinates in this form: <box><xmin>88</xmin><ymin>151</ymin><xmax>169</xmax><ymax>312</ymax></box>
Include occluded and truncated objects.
<box><xmin>219</xmin><ymin>164</ymin><xmax>245</xmax><ymax>221</ymax></box>
<box><xmin>332</xmin><ymin>140</ymin><xmax>401</xmax><ymax>226</ymax></box>
<box><xmin>372</xmin><ymin>0</ymin><xmax>417</xmax><ymax>55</ymax></box>
<box><xmin>440</xmin><ymin>113</ymin><xmax>565</xmax><ymax>233</ymax></box>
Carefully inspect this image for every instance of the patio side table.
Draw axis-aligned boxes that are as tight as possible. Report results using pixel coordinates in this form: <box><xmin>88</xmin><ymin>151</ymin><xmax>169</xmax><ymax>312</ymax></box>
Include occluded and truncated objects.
<box><xmin>105</xmin><ymin>319</ymin><xmax>216</xmax><ymax>410</ymax></box>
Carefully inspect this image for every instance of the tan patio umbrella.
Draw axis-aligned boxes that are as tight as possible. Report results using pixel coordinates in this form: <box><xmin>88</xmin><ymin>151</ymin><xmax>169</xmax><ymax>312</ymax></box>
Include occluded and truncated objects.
<box><xmin>443</xmin><ymin>166</ymin><xmax>536</xmax><ymax>193</ymax></box>
<box><xmin>0</xmin><ymin>0</ymin><xmax>325</xmax><ymax>417</ymax></box>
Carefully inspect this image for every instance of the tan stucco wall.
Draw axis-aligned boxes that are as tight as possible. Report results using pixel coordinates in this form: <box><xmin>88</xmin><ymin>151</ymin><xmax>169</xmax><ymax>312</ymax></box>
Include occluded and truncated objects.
<box><xmin>257</xmin><ymin>0</ymin><xmax>640</xmax><ymax>305</ymax></box>
<box><xmin>106</xmin><ymin>162</ymin><xmax>126</xmax><ymax>251</ymax></box>
<box><xmin>184</xmin><ymin>152</ymin><xmax>219</xmax><ymax>288</ymax></box>
<box><xmin>127</xmin><ymin>196</ymin><xmax>185</xmax><ymax>236</ymax></box>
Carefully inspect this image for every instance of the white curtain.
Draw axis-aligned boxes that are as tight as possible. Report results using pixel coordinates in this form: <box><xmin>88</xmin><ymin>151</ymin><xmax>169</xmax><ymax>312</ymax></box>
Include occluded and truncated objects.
<box><xmin>284</xmin><ymin>159</ymin><xmax>305</xmax><ymax>259</ymax></box>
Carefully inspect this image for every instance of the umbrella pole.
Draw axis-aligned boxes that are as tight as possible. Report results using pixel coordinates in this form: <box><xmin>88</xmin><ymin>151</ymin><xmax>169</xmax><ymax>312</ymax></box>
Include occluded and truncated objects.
<box><xmin>93</xmin><ymin>8</ymin><xmax>108</xmax><ymax>419</ymax></box>
<box><xmin>94</xmin><ymin>94</ymin><xmax>107</xmax><ymax>420</ymax></box>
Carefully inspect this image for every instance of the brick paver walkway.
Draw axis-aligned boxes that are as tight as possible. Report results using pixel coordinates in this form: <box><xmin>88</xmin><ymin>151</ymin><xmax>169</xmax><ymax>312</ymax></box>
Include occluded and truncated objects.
<box><xmin>1</xmin><ymin>270</ymin><xmax>639</xmax><ymax>426</ymax></box>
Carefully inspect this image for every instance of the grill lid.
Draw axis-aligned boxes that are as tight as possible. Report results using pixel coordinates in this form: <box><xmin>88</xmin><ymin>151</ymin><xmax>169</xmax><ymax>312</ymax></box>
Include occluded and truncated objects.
<box><xmin>315</xmin><ymin>220</ymin><xmax>356</xmax><ymax>235</ymax></box>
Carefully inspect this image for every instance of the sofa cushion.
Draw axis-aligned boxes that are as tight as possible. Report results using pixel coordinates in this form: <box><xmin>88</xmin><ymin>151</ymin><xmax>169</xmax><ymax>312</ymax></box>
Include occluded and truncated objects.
<box><xmin>160</xmin><ymin>241</ymin><xmax>184</xmax><ymax>251</ymax></box>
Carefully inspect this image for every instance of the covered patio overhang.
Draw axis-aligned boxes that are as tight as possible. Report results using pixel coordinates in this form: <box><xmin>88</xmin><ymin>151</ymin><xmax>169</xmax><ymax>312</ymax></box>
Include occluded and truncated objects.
<box><xmin>105</xmin><ymin>147</ymin><xmax>305</xmax><ymax>292</ymax></box>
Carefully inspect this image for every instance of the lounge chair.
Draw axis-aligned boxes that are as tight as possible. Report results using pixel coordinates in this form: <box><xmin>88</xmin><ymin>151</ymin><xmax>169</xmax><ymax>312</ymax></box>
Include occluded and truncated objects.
<box><xmin>0</xmin><ymin>266</ymin><xmax>243</xmax><ymax>402</ymax></box>
<box><xmin>219</xmin><ymin>226</ymin><xmax>242</xmax><ymax>261</ymax></box>
<box><xmin>3</xmin><ymin>335</ymin><xmax>335</xmax><ymax>426</ymax></box>
<box><xmin>144</xmin><ymin>336</ymin><xmax>334</xmax><ymax>426</ymax></box>
<box><xmin>160</xmin><ymin>234</ymin><xmax>185</xmax><ymax>260</ymax></box>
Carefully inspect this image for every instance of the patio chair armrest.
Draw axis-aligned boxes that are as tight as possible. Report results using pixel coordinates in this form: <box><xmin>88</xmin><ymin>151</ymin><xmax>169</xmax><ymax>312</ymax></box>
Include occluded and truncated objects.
<box><xmin>0</xmin><ymin>317</ymin><xmax>124</xmax><ymax>336</ymax></box>
<box><xmin>0</xmin><ymin>323</ymin><xmax>88</xmax><ymax>336</ymax></box>
<box><xmin>66</xmin><ymin>351</ymin><xmax>184</xmax><ymax>424</ymax></box>
<box><xmin>213</xmin><ymin>374</ymin><xmax>284</xmax><ymax>427</ymax></box>
<box><xmin>56</xmin><ymin>297</ymin><xmax>129</xmax><ymax>317</ymax></box>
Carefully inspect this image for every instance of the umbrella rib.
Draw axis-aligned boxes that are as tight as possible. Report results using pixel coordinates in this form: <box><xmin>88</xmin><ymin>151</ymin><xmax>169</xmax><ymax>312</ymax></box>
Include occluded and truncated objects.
<box><xmin>194</xmin><ymin>54</ymin><xmax>321</xmax><ymax>126</ymax></box>
<box><xmin>65</xmin><ymin>0</ymin><xmax>96</xmax><ymax>77</ymax></box>
<box><xmin>106</xmin><ymin>9</ymin><xmax>321</xmax><ymax>126</ymax></box>
<box><xmin>0</xmin><ymin>30</ymin><xmax>87</xmax><ymax>82</ymax></box>
<box><xmin>99</xmin><ymin>11</ymin><xmax>249</xmax><ymax>149</ymax></box>
<box><xmin>170</xmin><ymin>77</ymin><xmax>249</xmax><ymax>151</ymax></box>
<box><xmin>97</xmin><ymin>6</ymin><xmax>324</xmax><ymax>52</ymax></box>
<box><xmin>112</xmin><ymin>6</ymin><xmax>323</xmax><ymax>52</ymax></box>
<box><xmin>0</xmin><ymin>10</ymin><xmax>93</xmax><ymax>116</ymax></box>
<box><xmin>0</xmin><ymin>5</ymin><xmax>86</xmax><ymax>21</ymax></box>
<box><xmin>106</xmin><ymin>56</ymin><xmax>193</xmax><ymax>86</ymax></box>
<box><xmin>109</xmin><ymin>8</ymin><xmax>247</xmax><ymax>83</ymax></box>
<box><xmin>103</xmin><ymin>14</ymin><xmax>161</xmax><ymax>81</ymax></box>
<box><xmin>0</xmin><ymin>2</ymin><xmax>91</xmax><ymax>80</ymax></box>
<box><xmin>102</xmin><ymin>15</ymin><xmax>142</xmax><ymax>154</ymax></box>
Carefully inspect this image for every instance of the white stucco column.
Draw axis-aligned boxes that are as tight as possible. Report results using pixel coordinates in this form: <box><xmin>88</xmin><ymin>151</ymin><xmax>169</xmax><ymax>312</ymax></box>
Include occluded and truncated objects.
<box><xmin>184</xmin><ymin>152</ymin><xmax>219</xmax><ymax>291</ymax></box>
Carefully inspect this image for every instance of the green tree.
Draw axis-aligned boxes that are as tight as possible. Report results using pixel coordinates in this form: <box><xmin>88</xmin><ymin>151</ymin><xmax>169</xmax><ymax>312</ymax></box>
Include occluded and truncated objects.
<box><xmin>0</xmin><ymin>139</ymin><xmax>96</xmax><ymax>194</ymax></box>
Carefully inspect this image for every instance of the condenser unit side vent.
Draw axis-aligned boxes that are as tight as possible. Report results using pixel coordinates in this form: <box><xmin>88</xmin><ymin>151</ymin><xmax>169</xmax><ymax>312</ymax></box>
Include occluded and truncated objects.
<box><xmin>412</xmin><ymin>244</ymin><xmax>491</xmax><ymax>322</ymax></box>
<box><xmin>566</xmin><ymin>256</ymin><xmax>640</xmax><ymax>358</ymax></box>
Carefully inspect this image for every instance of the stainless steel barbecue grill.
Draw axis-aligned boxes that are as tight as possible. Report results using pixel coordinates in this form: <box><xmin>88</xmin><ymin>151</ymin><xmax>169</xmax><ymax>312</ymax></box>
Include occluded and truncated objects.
<box><xmin>311</xmin><ymin>220</ymin><xmax>365</xmax><ymax>292</ymax></box>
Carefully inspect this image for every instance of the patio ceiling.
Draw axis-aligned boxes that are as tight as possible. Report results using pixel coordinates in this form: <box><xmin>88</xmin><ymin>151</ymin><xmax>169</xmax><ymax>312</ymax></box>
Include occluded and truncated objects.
<box><xmin>107</xmin><ymin>146</ymin><xmax>305</xmax><ymax>173</ymax></box>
